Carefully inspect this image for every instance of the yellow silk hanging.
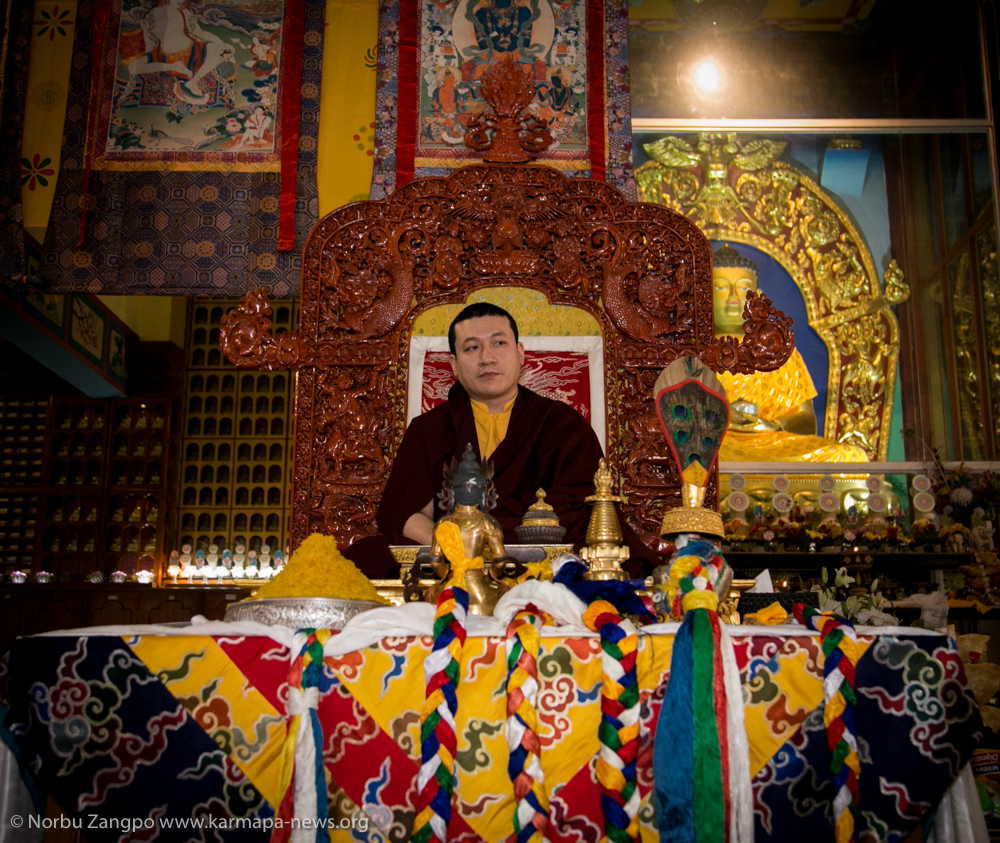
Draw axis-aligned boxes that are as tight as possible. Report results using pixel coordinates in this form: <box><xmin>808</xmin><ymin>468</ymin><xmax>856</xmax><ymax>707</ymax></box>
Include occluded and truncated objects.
<box><xmin>317</xmin><ymin>0</ymin><xmax>379</xmax><ymax>215</ymax></box>
<box><xmin>20</xmin><ymin>1</ymin><xmax>77</xmax><ymax>245</ymax></box>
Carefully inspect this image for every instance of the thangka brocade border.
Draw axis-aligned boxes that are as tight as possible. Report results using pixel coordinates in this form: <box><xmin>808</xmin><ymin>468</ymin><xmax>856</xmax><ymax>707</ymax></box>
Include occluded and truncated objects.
<box><xmin>40</xmin><ymin>0</ymin><xmax>323</xmax><ymax>295</ymax></box>
<box><xmin>370</xmin><ymin>0</ymin><xmax>635</xmax><ymax>200</ymax></box>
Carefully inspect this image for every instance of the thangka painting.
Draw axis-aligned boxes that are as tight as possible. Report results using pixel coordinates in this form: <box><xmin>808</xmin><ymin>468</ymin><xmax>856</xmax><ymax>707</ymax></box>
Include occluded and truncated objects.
<box><xmin>419</xmin><ymin>0</ymin><xmax>588</xmax><ymax>162</ymax></box>
<box><xmin>94</xmin><ymin>0</ymin><xmax>290</xmax><ymax>171</ymax></box>
<box><xmin>372</xmin><ymin>0</ymin><xmax>634</xmax><ymax>197</ymax></box>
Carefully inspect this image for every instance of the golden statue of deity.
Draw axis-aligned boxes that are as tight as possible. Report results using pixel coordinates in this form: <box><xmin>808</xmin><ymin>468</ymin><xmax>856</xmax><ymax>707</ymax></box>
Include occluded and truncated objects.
<box><xmin>423</xmin><ymin>445</ymin><xmax>514</xmax><ymax>613</ymax></box>
<box><xmin>712</xmin><ymin>243</ymin><xmax>868</xmax><ymax>463</ymax></box>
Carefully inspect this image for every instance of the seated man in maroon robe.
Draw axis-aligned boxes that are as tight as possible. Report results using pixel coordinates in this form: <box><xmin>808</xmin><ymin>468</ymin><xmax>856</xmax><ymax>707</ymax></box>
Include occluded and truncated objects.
<box><xmin>345</xmin><ymin>302</ymin><xmax>655</xmax><ymax>577</ymax></box>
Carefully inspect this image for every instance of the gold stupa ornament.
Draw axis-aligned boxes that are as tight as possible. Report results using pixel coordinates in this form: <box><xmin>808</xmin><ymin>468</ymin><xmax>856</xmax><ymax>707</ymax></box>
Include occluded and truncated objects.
<box><xmin>655</xmin><ymin>358</ymin><xmax>730</xmax><ymax>538</ymax></box>
<box><xmin>580</xmin><ymin>460</ymin><xmax>631</xmax><ymax>581</ymax></box>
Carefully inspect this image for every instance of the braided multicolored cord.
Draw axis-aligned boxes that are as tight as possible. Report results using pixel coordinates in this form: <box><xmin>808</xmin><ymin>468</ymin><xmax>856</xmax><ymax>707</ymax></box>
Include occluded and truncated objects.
<box><xmin>794</xmin><ymin>604</ymin><xmax>860</xmax><ymax>843</ymax></box>
<box><xmin>413</xmin><ymin>521</ymin><xmax>479</xmax><ymax>843</ymax></box>
<box><xmin>505</xmin><ymin>605</ymin><xmax>553</xmax><ymax>843</ymax></box>
<box><xmin>275</xmin><ymin>628</ymin><xmax>333</xmax><ymax>843</ymax></box>
<box><xmin>653</xmin><ymin>537</ymin><xmax>735</xmax><ymax>843</ymax></box>
<box><xmin>583</xmin><ymin>599</ymin><xmax>641</xmax><ymax>843</ymax></box>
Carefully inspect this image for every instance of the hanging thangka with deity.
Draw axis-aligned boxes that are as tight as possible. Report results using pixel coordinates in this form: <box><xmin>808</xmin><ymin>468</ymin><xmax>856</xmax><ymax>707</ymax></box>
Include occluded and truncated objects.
<box><xmin>370</xmin><ymin>0</ymin><xmax>634</xmax><ymax>198</ymax></box>
<box><xmin>93</xmin><ymin>0</ymin><xmax>290</xmax><ymax>171</ymax></box>
<box><xmin>35</xmin><ymin>0</ymin><xmax>322</xmax><ymax>296</ymax></box>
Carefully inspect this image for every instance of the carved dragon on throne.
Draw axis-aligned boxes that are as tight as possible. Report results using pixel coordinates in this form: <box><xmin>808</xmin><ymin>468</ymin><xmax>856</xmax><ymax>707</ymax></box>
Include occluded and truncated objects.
<box><xmin>220</xmin><ymin>58</ymin><xmax>796</xmax><ymax>555</ymax></box>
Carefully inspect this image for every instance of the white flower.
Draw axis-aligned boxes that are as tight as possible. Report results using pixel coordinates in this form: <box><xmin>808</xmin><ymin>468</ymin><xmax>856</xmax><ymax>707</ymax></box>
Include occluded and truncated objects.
<box><xmin>950</xmin><ymin>487</ymin><xmax>974</xmax><ymax>506</ymax></box>
<box><xmin>692</xmin><ymin>575</ymin><xmax>708</xmax><ymax>591</ymax></box>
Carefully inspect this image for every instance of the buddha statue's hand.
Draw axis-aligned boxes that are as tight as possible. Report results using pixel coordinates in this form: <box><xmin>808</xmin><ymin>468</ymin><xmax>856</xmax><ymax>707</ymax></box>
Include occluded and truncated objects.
<box><xmin>729</xmin><ymin>407</ymin><xmax>783</xmax><ymax>433</ymax></box>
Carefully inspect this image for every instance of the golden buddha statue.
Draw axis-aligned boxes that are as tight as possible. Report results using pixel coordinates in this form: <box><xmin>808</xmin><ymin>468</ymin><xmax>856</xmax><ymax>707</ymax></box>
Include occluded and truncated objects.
<box><xmin>712</xmin><ymin>244</ymin><xmax>868</xmax><ymax>463</ymax></box>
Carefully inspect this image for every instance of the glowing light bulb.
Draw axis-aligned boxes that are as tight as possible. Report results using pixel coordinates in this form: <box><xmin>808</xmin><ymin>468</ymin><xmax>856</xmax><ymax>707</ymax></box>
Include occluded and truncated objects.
<box><xmin>692</xmin><ymin>59</ymin><xmax>722</xmax><ymax>93</ymax></box>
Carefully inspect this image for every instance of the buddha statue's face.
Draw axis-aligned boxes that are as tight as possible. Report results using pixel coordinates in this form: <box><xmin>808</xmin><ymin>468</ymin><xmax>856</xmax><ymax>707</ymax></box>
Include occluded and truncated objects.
<box><xmin>712</xmin><ymin>264</ymin><xmax>758</xmax><ymax>337</ymax></box>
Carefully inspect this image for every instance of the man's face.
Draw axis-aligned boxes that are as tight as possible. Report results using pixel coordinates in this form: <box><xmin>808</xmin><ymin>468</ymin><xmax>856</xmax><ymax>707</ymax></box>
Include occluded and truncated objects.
<box><xmin>450</xmin><ymin>315</ymin><xmax>524</xmax><ymax>406</ymax></box>
<box><xmin>712</xmin><ymin>265</ymin><xmax>757</xmax><ymax>336</ymax></box>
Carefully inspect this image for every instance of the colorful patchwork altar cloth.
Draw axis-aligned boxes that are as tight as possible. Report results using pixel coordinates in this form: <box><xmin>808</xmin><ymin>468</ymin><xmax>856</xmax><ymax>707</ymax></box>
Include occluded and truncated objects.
<box><xmin>0</xmin><ymin>627</ymin><xmax>982</xmax><ymax>842</ymax></box>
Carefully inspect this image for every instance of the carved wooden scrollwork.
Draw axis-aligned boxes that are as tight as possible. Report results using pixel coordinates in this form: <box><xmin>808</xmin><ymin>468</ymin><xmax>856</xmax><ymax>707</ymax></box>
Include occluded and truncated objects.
<box><xmin>222</xmin><ymin>162</ymin><xmax>794</xmax><ymax>552</ymax></box>
<box><xmin>219</xmin><ymin>289</ymin><xmax>299</xmax><ymax>370</ymax></box>
<box><xmin>463</xmin><ymin>53</ymin><xmax>553</xmax><ymax>163</ymax></box>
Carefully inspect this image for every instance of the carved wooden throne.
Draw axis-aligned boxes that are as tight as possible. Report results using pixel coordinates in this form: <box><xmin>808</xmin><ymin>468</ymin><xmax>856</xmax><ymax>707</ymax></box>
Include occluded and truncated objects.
<box><xmin>220</xmin><ymin>164</ymin><xmax>794</xmax><ymax>556</ymax></box>
<box><xmin>220</xmin><ymin>59</ymin><xmax>794</xmax><ymax>557</ymax></box>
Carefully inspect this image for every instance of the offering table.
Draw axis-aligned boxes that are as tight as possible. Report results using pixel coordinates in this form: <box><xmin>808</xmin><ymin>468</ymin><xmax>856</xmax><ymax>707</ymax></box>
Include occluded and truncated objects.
<box><xmin>0</xmin><ymin>617</ymin><xmax>984</xmax><ymax>842</ymax></box>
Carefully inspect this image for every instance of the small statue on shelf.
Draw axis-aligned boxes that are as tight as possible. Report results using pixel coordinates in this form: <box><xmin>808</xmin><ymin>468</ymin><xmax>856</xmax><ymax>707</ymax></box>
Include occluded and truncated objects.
<box><xmin>972</xmin><ymin>520</ymin><xmax>996</xmax><ymax>552</ymax></box>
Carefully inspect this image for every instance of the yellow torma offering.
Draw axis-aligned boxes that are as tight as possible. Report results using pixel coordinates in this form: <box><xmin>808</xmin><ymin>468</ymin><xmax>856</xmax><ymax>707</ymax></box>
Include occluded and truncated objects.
<box><xmin>251</xmin><ymin>533</ymin><xmax>389</xmax><ymax>603</ymax></box>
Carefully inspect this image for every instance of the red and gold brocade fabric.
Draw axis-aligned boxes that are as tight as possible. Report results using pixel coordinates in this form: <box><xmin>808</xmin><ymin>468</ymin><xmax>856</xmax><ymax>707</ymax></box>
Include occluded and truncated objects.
<box><xmin>421</xmin><ymin>350</ymin><xmax>592</xmax><ymax>422</ymax></box>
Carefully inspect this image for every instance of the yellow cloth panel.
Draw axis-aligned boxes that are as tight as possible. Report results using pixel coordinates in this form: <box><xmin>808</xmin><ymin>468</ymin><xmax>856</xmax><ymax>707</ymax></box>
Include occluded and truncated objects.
<box><xmin>332</xmin><ymin>634</ymin><xmax>677</xmax><ymax>839</ymax></box>
<box><xmin>333</xmin><ymin>630</ymin><xmax>877</xmax><ymax>835</ymax></box>
<box><xmin>20</xmin><ymin>1</ymin><xmax>76</xmax><ymax>242</ymax></box>
<box><xmin>128</xmin><ymin>635</ymin><xmax>287</xmax><ymax>808</ymax></box>
<box><xmin>317</xmin><ymin>0</ymin><xmax>379</xmax><ymax>215</ymax></box>
<box><xmin>471</xmin><ymin>397</ymin><xmax>515</xmax><ymax>459</ymax></box>
<box><xmin>742</xmin><ymin>637</ymin><xmax>870</xmax><ymax>779</ymax></box>
<box><xmin>412</xmin><ymin>288</ymin><xmax>603</xmax><ymax>338</ymax></box>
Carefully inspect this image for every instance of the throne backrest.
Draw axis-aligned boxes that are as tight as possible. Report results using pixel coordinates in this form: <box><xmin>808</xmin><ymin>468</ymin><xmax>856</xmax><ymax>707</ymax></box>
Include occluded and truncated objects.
<box><xmin>221</xmin><ymin>163</ymin><xmax>793</xmax><ymax>552</ymax></box>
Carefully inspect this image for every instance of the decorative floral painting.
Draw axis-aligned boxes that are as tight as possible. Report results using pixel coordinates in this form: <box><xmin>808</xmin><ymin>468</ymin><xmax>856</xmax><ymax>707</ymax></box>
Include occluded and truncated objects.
<box><xmin>108</xmin><ymin>325</ymin><xmax>128</xmax><ymax>382</ymax></box>
<box><xmin>68</xmin><ymin>296</ymin><xmax>108</xmax><ymax>366</ymax></box>
<box><xmin>22</xmin><ymin>294</ymin><xmax>66</xmax><ymax>335</ymax></box>
<box><xmin>417</xmin><ymin>0</ymin><xmax>589</xmax><ymax>168</ymax></box>
<box><xmin>95</xmin><ymin>0</ymin><xmax>289</xmax><ymax>170</ymax></box>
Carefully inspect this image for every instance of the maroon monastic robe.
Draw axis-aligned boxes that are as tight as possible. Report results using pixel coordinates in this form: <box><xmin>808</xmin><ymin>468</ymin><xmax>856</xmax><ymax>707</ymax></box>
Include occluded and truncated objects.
<box><xmin>345</xmin><ymin>383</ymin><xmax>656</xmax><ymax>577</ymax></box>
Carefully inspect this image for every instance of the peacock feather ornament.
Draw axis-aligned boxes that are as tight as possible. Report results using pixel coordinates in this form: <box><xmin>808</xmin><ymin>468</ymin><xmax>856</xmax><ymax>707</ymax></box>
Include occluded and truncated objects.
<box><xmin>650</xmin><ymin>359</ymin><xmax>754</xmax><ymax>843</ymax></box>
<box><xmin>655</xmin><ymin>357</ymin><xmax>730</xmax><ymax>539</ymax></box>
